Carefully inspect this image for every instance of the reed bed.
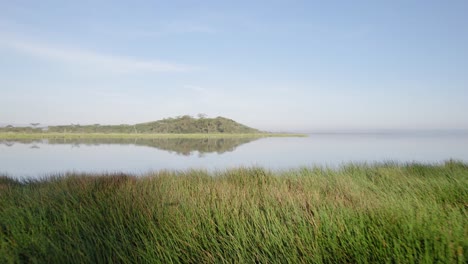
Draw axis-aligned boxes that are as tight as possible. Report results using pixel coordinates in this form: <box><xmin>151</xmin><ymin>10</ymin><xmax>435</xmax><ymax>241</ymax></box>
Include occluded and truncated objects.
<box><xmin>0</xmin><ymin>161</ymin><xmax>466</xmax><ymax>263</ymax></box>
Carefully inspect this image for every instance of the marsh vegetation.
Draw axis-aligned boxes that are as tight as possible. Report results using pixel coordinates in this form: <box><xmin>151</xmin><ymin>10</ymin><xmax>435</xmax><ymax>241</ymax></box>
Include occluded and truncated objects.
<box><xmin>1</xmin><ymin>162</ymin><xmax>466</xmax><ymax>263</ymax></box>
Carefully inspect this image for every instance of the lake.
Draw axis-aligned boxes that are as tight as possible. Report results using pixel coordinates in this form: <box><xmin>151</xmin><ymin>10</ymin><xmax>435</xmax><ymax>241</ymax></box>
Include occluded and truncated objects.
<box><xmin>1</xmin><ymin>132</ymin><xmax>468</xmax><ymax>179</ymax></box>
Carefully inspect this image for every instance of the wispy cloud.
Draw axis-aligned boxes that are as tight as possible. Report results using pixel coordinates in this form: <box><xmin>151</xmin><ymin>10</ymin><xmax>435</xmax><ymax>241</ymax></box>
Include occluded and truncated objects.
<box><xmin>162</xmin><ymin>21</ymin><xmax>216</xmax><ymax>34</ymax></box>
<box><xmin>183</xmin><ymin>85</ymin><xmax>211</xmax><ymax>95</ymax></box>
<box><xmin>113</xmin><ymin>21</ymin><xmax>217</xmax><ymax>39</ymax></box>
<box><xmin>182</xmin><ymin>84</ymin><xmax>238</xmax><ymax>108</ymax></box>
<box><xmin>0</xmin><ymin>34</ymin><xmax>194</xmax><ymax>73</ymax></box>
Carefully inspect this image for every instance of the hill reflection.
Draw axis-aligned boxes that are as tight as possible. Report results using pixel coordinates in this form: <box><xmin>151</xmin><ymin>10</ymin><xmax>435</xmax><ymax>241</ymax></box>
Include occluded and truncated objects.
<box><xmin>1</xmin><ymin>137</ymin><xmax>261</xmax><ymax>155</ymax></box>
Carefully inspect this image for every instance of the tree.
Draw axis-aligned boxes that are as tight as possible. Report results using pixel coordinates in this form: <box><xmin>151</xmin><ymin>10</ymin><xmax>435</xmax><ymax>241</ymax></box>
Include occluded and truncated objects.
<box><xmin>30</xmin><ymin>123</ymin><xmax>40</xmax><ymax>128</ymax></box>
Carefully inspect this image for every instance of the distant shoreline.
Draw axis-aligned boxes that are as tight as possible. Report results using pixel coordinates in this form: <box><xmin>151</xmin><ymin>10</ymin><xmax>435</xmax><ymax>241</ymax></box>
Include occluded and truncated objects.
<box><xmin>0</xmin><ymin>132</ymin><xmax>308</xmax><ymax>139</ymax></box>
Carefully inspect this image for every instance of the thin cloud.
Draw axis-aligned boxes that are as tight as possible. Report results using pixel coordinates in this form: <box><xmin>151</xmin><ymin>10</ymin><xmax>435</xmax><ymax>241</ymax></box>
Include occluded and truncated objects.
<box><xmin>183</xmin><ymin>85</ymin><xmax>210</xmax><ymax>94</ymax></box>
<box><xmin>0</xmin><ymin>34</ymin><xmax>194</xmax><ymax>73</ymax></box>
<box><xmin>162</xmin><ymin>21</ymin><xmax>216</xmax><ymax>34</ymax></box>
<box><xmin>182</xmin><ymin>84</ymin><xmax>238</xmax><ymax>108</ymax></box>
<box><xmin>116</xmin><ymin>21</ymin><xmax>217</xmax><ymax>39</ymax></box>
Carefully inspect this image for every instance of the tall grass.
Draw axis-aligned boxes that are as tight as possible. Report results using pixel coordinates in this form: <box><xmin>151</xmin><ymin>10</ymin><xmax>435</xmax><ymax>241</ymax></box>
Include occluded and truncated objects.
<box><xmin>0</xmin><ymin>162</ymin><xmax>466</xmax><ymax>263</ymax></box>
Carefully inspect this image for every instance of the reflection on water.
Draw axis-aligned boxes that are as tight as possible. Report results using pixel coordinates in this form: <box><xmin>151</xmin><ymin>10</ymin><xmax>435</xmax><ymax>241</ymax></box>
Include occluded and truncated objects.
<box><xmin>1</xmin><ymin>133</ymin><xmax>467</xmax><ymax>178</ymax></box>
<box><xmin>0</xmin><ymin>137</ymin><xmax>261</xmax><ymax>155</ymax></box>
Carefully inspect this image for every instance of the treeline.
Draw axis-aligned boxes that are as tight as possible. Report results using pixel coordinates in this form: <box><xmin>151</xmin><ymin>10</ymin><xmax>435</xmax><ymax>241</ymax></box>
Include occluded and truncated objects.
<box><xmin>0</xmin><ymin>115</ymin><xmax>261</xmax><ymax>134</ymax></box>
<box><xmin>0</xmin><ymin>126</ymin><xmax>43</xmax><ymax>133</ymax></box>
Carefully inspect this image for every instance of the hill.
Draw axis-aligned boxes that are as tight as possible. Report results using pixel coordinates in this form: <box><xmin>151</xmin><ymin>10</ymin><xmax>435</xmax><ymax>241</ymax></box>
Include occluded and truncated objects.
<box><xmin>4</xmin><ymin>116</ymin><xmax>262</xmax><ymax>134</ymax></box>
<box><xmin>134</xmin><ymin>116</ymin><xmax>260</xmax><ymax>134</ymax></box>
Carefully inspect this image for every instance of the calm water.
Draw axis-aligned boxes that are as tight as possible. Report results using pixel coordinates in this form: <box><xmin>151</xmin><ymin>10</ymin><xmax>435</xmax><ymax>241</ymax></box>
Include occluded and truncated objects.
<box><xmin>1</xmin><ymin>133</ymin><xmax>468</xmax><ymax>178</ymax></box>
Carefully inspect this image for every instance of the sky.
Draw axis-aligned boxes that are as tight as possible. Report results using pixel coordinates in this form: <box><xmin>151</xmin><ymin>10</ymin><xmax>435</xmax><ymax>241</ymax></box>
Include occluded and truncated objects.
<box><xmin>0</xmin><ymin>0</ymin><xmax>467</xmax><ymax>132</ymax></box>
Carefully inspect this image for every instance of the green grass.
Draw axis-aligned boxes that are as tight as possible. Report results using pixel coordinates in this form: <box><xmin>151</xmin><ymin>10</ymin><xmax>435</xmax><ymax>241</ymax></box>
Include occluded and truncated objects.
<box><xmin>0</xmin><ymin>132</ymin><xmax>307</xmax><ymax>140</ymax></box>
<box><xmin>0</xmin><ymin>162</ymin><xmax>466</xmax><ymax>263</ymax></box>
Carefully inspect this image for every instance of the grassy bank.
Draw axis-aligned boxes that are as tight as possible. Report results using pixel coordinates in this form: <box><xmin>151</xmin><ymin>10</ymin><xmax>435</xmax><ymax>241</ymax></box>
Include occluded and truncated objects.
<box><xmin>0</xmin><ymin>132</ymin><xmax>306</xmax><ymax>140</ymax></box>
<box><xmin>1</xmin><ymin>162</ymin><xmax>466</xmax><ymax>263</ymax></box>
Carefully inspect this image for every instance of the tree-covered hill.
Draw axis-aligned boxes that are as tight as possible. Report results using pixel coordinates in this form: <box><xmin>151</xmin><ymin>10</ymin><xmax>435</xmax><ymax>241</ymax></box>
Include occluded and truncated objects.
<box><xmin>1</xmin><ymin>116</ymin><xmax>262</xmax><ymax>134</ymax></box>
<box><xmin>132</xmin><ymin>115</ymin><xmax>260</xmax><ymax>134</ymax></box>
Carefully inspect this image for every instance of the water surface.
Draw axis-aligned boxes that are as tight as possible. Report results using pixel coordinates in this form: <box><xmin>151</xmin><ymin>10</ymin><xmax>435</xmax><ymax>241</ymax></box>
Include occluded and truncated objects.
<box><xmin>1</xmin><ymin>133</ymin><xmax>467</xmax><ymax>178</ymax></box>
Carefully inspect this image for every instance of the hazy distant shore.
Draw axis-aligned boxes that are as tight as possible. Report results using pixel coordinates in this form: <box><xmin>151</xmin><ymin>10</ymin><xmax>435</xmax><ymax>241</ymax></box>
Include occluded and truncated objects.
<box><xmin>0</xmin><ymin>132</ymin><xmax>307</xmax><ymax>139</ymax></box>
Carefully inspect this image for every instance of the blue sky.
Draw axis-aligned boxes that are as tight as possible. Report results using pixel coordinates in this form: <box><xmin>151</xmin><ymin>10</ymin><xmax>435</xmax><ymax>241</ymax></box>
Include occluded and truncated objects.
<box><xmin>1</xmin><ymin>0</ymin><xmax>467</xmax><ymax>131</ymax></box>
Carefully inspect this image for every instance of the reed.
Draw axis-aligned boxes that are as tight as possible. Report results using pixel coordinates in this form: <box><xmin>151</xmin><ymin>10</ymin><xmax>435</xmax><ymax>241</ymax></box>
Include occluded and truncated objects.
<box><xmin>0</xmin><ymin>161</ymin><xmax>466</xmax><ymax>263</ymax></box>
